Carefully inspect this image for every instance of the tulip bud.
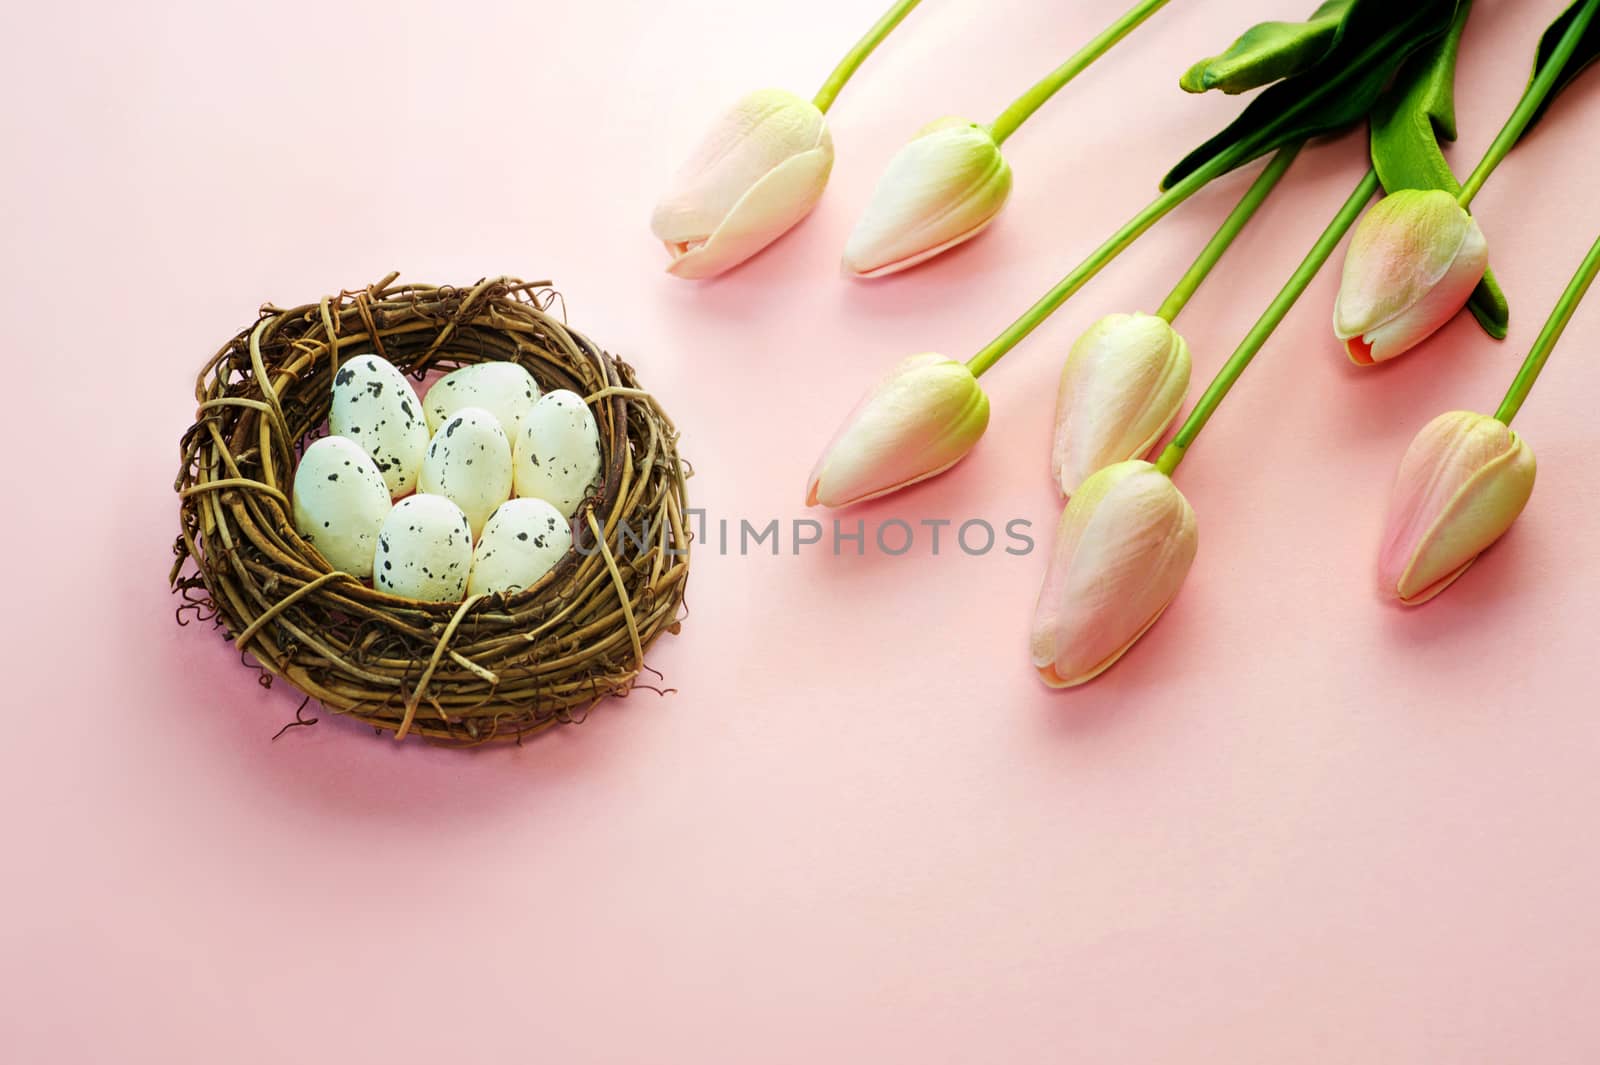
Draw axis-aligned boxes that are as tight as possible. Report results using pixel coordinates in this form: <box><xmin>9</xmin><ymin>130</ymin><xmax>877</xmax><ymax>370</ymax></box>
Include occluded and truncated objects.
<box><xmin>1051</xmin><ymin>313</ymin><xmax>1191</xmax><ymax>497</ymax></box>
<box><xmin>842</xmin><ymin>117</ymin><xmax>1012</xmax><ymax>278</ymax></box>
<box><xmin>806</xmin><ymin>353</ymin><xmax>990</xmax><ymax>508</ymax></box>
<box><xmin>1377</xmin><ymin>410</ymin><xmax>1536</xmax><ymax>605</ymax></box>
<box><xmin>651</xmin><ymin>88</ymin><xmax>835</xmax><ymax>280</ymax></box>
<box><xmin>1030</xmin><ymin>461</ymin><xmax>1198</xmax><ymax>688</ymax></box>
<box><xmin>1333</xmin><ymin>189</ymin><xmax>1488</xmax><ymax>364</ymax></box>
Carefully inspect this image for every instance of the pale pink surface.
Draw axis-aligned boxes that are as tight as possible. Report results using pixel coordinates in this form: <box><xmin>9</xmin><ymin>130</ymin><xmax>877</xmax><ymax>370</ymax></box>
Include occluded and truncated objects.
<box><xmin>4</xmin><ymin>2</ymin><xmax>1600</xmax><ymax>1062</ymax></box>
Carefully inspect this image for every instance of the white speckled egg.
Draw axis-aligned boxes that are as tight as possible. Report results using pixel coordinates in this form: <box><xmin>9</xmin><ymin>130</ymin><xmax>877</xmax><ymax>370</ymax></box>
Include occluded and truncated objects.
<box><xmin>512</xmin><ymin>389</ymin><xmax>603</xmax><ymax>519</ymax></box>
<box><xmin>468</xmin><ymin>498</ymin><xmax>573</xmax><ymax>597</ymax></box>
<box><xmin>291</xmin><ymin>436</ymin><xmax>392</xmax><ymax>579</ymax></box>
<box><xmin>329</xmin><ymin>354</ymin><xmax>429</xmax><ymax>497</ymax></box>
<box><xmin>424</xmin><ymin>361</ymin><xmax>542</xmax><ymax>440</ymax></box>
<box><xmin>374</xmin><ymin>494</ymin><xmax>473</xmax><ymax>602</ymax></box>
<box><xmin>417</xmin><ymin>407</ymin><xmax>513</xmax><ymax>538</ymax></box>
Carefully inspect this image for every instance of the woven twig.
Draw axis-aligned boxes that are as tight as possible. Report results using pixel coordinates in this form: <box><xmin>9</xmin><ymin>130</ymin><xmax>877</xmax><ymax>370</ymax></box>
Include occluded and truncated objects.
<box><xmin>171</xmin><ymin>274</ymin><xmax>691</xmax><ymax>744</ymax></box>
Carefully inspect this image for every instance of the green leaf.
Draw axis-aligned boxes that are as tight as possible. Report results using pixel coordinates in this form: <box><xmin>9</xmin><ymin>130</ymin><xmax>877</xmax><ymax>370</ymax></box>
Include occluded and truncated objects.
<box><xmin>1525</xmin><ymin>0</ymin><xmax>1600</xmax><ymax>133</ymax></box>
<box><xmin>1370</xmin><ymin>0</ymin><xmax>1509</xmax><ymax>338</ymax></box>
<box><xmin>1163</xmin><ymin>0</ymin><xmax>1463</xmax><ymax>191</ymax></box>
<box><xmin>1180</xmin><ymin>1</ymin><xmax>1355</xmax><ymax>96</ymax></box>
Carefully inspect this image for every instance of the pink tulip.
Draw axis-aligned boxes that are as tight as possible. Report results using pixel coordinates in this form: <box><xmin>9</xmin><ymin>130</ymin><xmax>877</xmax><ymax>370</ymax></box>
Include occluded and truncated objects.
<box><xmin>1377</xmin><ymin>410</ymin><xmax>1536</xmax><ymax>605</ymax></box>
<box><xmin>1030</xmin><ymin>461</ymin><xmax>1198</xmax><ymax>687</ymax></box>
<box><xmin>1051</xmin><ymin>312</ymin><xmax>1190</xmax><ymax>497</ymax></box>
<box><xmin>842</xmin><ymin>117</ymin><xmax>1013</xmax><ymax>278</ymax></box>
<box><xmin>651</xmin><ymin>89</ymin><xmax>835</xmax><ymax>280</ymax></box>
<box><xmin>1333</xmin><ymin>189</ymin><xmax>1488</xmax><ymax>364</ymax></box>
<box><xmin>806</xmin><ymin>353</ymin><xmax>989</xmax><ymax>508</ymax></box>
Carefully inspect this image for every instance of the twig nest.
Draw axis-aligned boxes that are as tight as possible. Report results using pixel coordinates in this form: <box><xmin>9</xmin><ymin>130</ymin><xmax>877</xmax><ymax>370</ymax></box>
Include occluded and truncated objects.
<box><xmin>172</xmin><ymin>275</ymin><xmax>691</xmax><ymax>744</ymax></box>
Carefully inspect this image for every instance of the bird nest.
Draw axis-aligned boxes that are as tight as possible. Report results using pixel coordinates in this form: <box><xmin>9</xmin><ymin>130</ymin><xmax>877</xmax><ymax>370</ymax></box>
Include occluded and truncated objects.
<box><xmin>171</xmin><ymin>274</ymin><xmax>691</xmax><ymax>744</ymax></box>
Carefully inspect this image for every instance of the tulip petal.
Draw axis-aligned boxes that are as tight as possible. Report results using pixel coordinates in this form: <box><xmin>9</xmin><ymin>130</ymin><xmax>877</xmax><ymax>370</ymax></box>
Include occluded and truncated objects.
<box><xmin>1052</xmin><ymin>314</ymin><xmax>1190</xmax><ymax>497</ymax></box>
<box><xmin>1393</xmin><ymin>557</ymin><xmax>1478</xmax><ymax>607</ymax></box>
<box><xmin>846</xmin><ymin>212</ymin><xmax>1006</xmax><ymax>280</ymax></box>
<box><xmin>665</xmin><ymin>144</ymin><xmax>834</xmax><ymax>279</ymax></box>
<box><xmin>843</xmin><ymin>120</ymin><xmax>1012</xmax><ymax>278</ymax></box>
<box><xmin>651</xmin><ymin>88</ymin><xmax>833</xmax><ymax>280</ymax></box>
<box><xmin>1377</xmin><ymin>411</ymin><xmax>1536</xmax><ymax>604</ymax></box>
<box><xmin>807</xmin><ymin>353</ymin><xmax>990</xmax><ymax>508</ymax></box>
<box><xmin>1334</xmin><ymin>189</ymin><xmax>1488</xmax><ymax>363</ymax></box>
<box><xmin>652</xmin><ymin>89</ymin><xmax>826</xmax><ymax>240</ymax></box>
<box><xmin>1335</xmin><ymin>190</ymin><xmax>1471</xmax><ymax>335</ymax></box>
<box><xmin>1035</xmin><ymin>610</ymin><xmax>1171</xmax><ymax>689</ymax></box>
<box><xmin>1354</xmin><ymin>220</ymin><xmax>1488</xmax><ymax>363</ymax></box>
<box><xmin>1029</xmin><ymin>461</ymin><xmax>1198</xmax><ymax>687</ymax></box>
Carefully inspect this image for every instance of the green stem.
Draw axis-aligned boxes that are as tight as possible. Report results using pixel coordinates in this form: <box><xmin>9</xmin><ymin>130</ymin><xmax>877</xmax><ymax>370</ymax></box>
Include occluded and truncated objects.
<box><xmin>1156</xmin><ymin>142</ymin><xmax>1303</xmax><ymax>323</ymax></box>
<box><xmin>1494</xmin><ymin>230</ymin><xmax>1600</xmax><ymax>425</ymax></box>
<box><xmin>966</xmin><ymin>156</ymin><xmax>1227</xmax><ymax>378</ymax></box>
<box><xmin>1458</xmin><ymin>0</ymin><xmax>1600</xmax><ymax>207</ymax></box>
<box><xmin>813</xmin><ymin>0</ymin><xmax>924</xmax><ymax>113</ymax></box>
<box><xmin>988</xmin><ymin>0</ymin><xmax>1173</xmax><ymax>145</ymax></box>
<box><xmin>1154</xmin><ymin>169</ymin><xmax>1380</xmax><ymax>477</ymax></box>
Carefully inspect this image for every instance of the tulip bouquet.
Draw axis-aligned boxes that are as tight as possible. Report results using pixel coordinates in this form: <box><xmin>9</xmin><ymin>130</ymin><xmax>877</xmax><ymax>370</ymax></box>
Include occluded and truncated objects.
<box><xmin>1033</xmin><ymin>167</ymin><xmax>1380</xmax><ymax>685</ymax></box>
<box><xmin>808</xmin><ymin>143</ymin><xmax>1304</xmax><ymax>507</ymax></box>
<box><xmin>1336</xmin><ymin>0</ymin><xmax>1600</xmax><ymax>363</ymax></box>
<box><xmin>653</xmin><ymin>0</ymin><xmax>1184</xmax><ymax>279</ymax></box>
<box><xmin>662</xmin><ymin>0</ymin><xmax>1600</xmax><ymax>689</ymax></box>
<box><xmin>1378</xmin><ymin>232</ymin><xmax>1600</xmax><ymax>604</ymax></box>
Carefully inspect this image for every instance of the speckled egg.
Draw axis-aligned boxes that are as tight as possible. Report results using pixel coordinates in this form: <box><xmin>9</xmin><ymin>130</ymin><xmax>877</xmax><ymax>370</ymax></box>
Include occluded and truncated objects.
<box><xmin>374</xmin><ymin>494</ymin><xmax>473</xmax><ymax>602</ymax></box>
<box><xmin>468</xmin><ymin>498</ymin><xmax>574</xmax><ymax>597</ymax></box>
<box><xmin>417</xmin><ymin>407</ymin><xmax>513</xmax><ymax>538</ymax></box>
<box><xmin>424</xmin><ymin>361</ymin><xmax>542</xmax><ymax>441</ymax></box>
<box><xmin>512</xmin><ymin>389</ymin><xmax>603</xmax><ymax>519</ymax></box>
<box><xmin>329</xmin><ymin>354</ymin><xmax>429</xmax><ymax>497</ymax></box>
<box><xmin>291</xmin><ymin>436</ymin><xmax>392</xmax><ymax>579</ymax></box>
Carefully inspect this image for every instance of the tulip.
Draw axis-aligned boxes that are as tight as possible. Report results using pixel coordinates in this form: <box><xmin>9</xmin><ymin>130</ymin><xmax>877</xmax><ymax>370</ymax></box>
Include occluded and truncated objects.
<box><xmin>1333</xmin><ymin>189</ymin><xmax>1488</xmax><ymax>365</ymax></box>
<box><xmin>842</xmin><ymin>118</ymin><xmax>1013</xmax><ymax>278</ymax></box>
<box><xmin>806</xmin><ymin>353</ymin><xmax>989</xmax><ymax>508</ymax></box>
<box><xmin>1051</xmin><ymin>312</ymin><xmax>1190</xmax><ymax>497</ymax></box>
<box><xmin>1331</xmin><ymin>0</ymin><xmax>1600</xmax><ymax>354</ymax></box>
<box><xmin>1026</xmin><ymin>167</ymin><xmax>1379</xmax><ymax>691</ymax></box>
<box><xmin>650</xmin><ymin>89</ymin><xmax>835</xmax><ymax>280</ymax></box>
<box><xmin>1029</xmin><ymin>461</ymin><xmax>1197</xmax><ymax>687</ymax></box>
<box><xmin>1377</xmin><ymin>411</ymin><xmax>1536</xmax><ymax>605</ymax></box>
<box><xmin>839</xmin><ymin>0</ymin><xmax>1176</xmax><ymax>276</ymax></box>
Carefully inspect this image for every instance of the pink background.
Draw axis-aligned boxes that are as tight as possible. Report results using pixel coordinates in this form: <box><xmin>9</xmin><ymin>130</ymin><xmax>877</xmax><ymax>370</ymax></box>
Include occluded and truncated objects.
<box><xmin>6</xmin><ymin>1</ymin><xmax>1600</xmax><ymax>1060</ymax></box>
